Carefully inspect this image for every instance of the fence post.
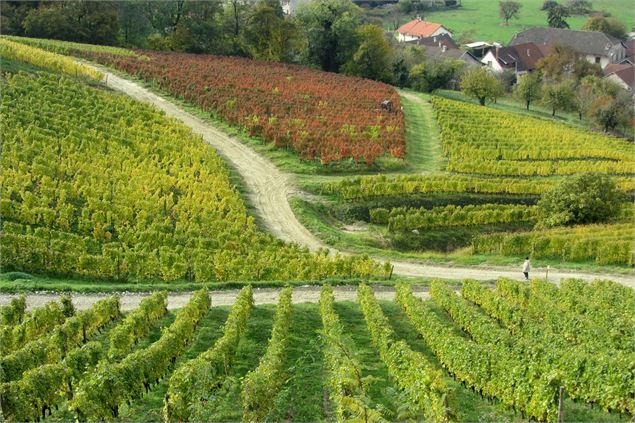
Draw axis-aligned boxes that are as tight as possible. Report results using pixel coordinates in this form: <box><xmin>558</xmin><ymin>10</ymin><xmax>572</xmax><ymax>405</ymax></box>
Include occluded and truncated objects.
<box><xmin>557</xmin><ymin>386</ymin><xmax>565</xmax><ymax>423</ymax></box>
<box><xmin>388</xmin><ymin>265</ymin><xmax>394</xmax><ymax>280</ymax></box>
<box><xmin>546</xmin><ymin>265</ymin><xmax>550</xmax><ymax>281</ymax></box>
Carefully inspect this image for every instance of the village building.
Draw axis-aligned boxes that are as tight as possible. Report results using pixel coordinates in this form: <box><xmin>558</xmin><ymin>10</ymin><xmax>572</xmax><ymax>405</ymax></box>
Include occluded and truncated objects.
<box><xmin>509</xmin><ymin>27</ymin><xmax>626</xmax><ymax>68</ymax></box>
<box><xmin>481</xmin><ymin>42</ymin><xmax>548</xmax><ymax>76</ymax></box>
<box><xmin>396</xmin><ymin>18</ymin><xmax>452</xmax><ymax>42</ymax></box>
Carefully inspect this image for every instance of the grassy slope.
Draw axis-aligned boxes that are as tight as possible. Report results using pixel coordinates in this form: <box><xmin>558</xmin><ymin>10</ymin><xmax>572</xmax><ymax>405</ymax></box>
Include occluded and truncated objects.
<box><xmin>400</xmin><ymin>90</ymin><xmax>446</xmax><ymax>172</ymax></box>
<box><xmin>372</xmin><ymin>0</ymin><xmax>634</xmax><ymax>42</ymax></box>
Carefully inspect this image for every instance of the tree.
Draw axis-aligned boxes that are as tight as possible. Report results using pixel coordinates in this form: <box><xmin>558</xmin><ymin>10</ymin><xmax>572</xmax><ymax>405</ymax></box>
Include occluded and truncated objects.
<box><xmin>296</xmin><ymin>0</ymin><xmax>362</xmax><ymax>73</ymax></box>
<box><xmin>541</xmin><ymin>79</ymin><xmax>575</xmax><ymax>116</ymax></box>
<box><xmin>582</xmin><ymin>15</ymin><xmax>627</xmax><ymax>39</ymax></box>
<box><xmin>513</xmin><ymin>72</ymin><xmax>542</xmax><ymax>110</ymax></box>
<box><xmin>547</xmin><ymin>4</ymin><xmax>570</xmax><ymax>28</ymax></box>
<box><xmin>536</xmin><ymin>43</ymin><xmax>600</xmax><ymax>82</ymax></box>
<box><xmin>574</xmin><ymin>76</ymin><xmax>600</xmax><ymax>120</ymax></box>
<box><xmin>541</xmin><ymin>0</ymin><xmax>559</xmax><ymax>10</ymax></box>
<box><xmin>536</xmin><ymin>174</ymin><xmax>621</xmax><ymax>228</ymax></box>
<box><xmin>342</xmin><ymin>24</ymin><xmax>394</xmax><ymax>82</ymax></box>
<box><xmin>243</xmin><ymin>1</ymin><xmax>298</xmax><ymax>61</ymax></box>
<box><xmin>460</xmin><ymin>67</ymin><xmax>503</xmax><ymax>105</ymax></box>
<box><xmin>499</xmin><ymin>1</ymin><xmax>522</xmax><ymax>25</ymax></box>
<box><xmin>566</xmin><ymin>0</ymin><xmax>592</xmax><ymax>15</ymax></box>
<box><xmin>23</xmin><ymin>1</ymin><xmax>119</xmax><ymax>45</ymax></box>
<box><xmin>589</xmin><ymin>92</ymin><xmax>633</xmax><ymax>133</ymax></box>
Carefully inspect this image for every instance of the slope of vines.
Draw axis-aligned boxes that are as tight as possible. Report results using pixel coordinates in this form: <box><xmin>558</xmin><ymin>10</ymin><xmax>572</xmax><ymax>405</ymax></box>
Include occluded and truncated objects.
<box><xmin>0</xmin><ymin>73</ymin><xmax>385</xmax><ymax>282</ymax></box>
<box><xmin>432</xmin><ymin>97</ymin><xmax>635</xmax><ymax>177</ymax></box>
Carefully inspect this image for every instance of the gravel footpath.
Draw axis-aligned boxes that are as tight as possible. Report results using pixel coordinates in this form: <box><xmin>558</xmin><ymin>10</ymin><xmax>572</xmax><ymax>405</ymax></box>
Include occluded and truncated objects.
<box><xmin>0</xmin><ymin>286</ymin><xmax>430</xmax><ymax>312</ymax></box>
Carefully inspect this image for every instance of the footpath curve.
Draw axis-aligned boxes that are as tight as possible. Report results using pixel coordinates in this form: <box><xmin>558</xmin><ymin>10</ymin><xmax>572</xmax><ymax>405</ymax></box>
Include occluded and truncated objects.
<box><xmin>99</xmin><ymin>70</ymin><xmax>635</xmax><ymax>289</ymax></box>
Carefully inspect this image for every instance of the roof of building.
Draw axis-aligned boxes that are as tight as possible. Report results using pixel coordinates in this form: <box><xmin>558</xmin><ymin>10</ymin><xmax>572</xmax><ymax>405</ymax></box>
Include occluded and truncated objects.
<box><xmin>605</xmin><ymin>65</ymin><xmax>635</xmax><ymax>90</ymax></box>
<box><xmin>422</xmin><ymin>46</ymin><xmax>480</xmax><ymax>64</ymax></box>
<box><xmin>603</xmin><ymin>63</ymin><xmax>632</xmax><ymax>76</ymax></box>
<box><xmin>405</xmin><ymin>33</ymin><xmax>458</xmax><ymax>49</ymax></box>
<box><xmin>465</xmin><ymin>41</ymin><xmax>492</xmax><ymax>49</ymax></box>
<box><xmin>510</xmin><ymin>27</ymin><xmax>623</xmax><ymax>57</ymax></box>
<box><xmin>397</xmin><ymin>19</ymin><xmax>447</xmax><ymax>38</ymax></box>
<box><xmin>487</xmin><ymin>42</ymin><xmax>547</xmax><ymax>72</ymax></box>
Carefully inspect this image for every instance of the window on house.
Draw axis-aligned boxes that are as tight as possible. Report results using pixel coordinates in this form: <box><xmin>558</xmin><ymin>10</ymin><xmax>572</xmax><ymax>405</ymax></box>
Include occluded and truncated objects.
<box><xmin>487</xmin><ymin>61</ymin><xmax>492</xmax><ymax>67</ymax></box>
<box><xmin>595</xmin><ymin>57</ymin><xmax>601</xmax><ymax>64</ymax></box>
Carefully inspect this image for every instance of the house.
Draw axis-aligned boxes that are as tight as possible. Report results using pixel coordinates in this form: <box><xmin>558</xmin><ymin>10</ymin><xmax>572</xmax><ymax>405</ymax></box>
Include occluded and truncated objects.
<box><xmin>481</xmin><ymin>42</ymin><xmax>548</xmax><ymax>76</ymax></box>
<box><xmin>281</xmin><ymin>0</ymin><xmax>309</xmax><ymax>15</ymax></box>
<box><xmin>509</xmin><ymin>27</ymin><xmax>626</xmax><ymax>68</ymax></box>
<box><xmin>464</xmin><ymin>41</ymin><xmax>495</xmax><ymax>59</ymax></box>
<box><xmin>603</xmin><ymin>63</ymin><xmax>635</xmax><ymax>94</ymax></box>
<box><xmin>620</xmin><ymin>39</ymin><xmax>635</xmax><ymax>65</ymax></box>
<box><xmin>406</xmin><ymin>33</ymin><xmax>458</xmax><ymax>50</ymax></box>
<box><xmin>396</xmin><ymin>18</ymin><xmax>452</xmax><ymax>42</ymax></box>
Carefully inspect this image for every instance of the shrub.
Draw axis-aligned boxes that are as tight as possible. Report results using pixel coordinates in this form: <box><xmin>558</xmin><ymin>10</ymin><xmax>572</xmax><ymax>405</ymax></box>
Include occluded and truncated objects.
<box><xmin>536</xmin><ymin>174</ymin><xmax>621</xmax><ymax>228</ymax></box>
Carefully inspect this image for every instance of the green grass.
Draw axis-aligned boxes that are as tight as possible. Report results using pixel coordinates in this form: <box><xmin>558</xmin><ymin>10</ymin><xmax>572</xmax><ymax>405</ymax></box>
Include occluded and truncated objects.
<box><xmin>399</xmin><ymin>90</ymin><xmax>446</xmax><ymax>172</ymax></box>
<box><xmin>0</xmin><ymin>271</ymin><xmax>439</xmax><ymax>294</ymax></box>
<box><xmin>266</xmin><ymin>303</ymin><xmax>328</xmax><ymax>422</ymax></box>
<box><xmin>370</xmin><ymin>0</ymin><xmax>634</xmax><ymax>42</ymax></box>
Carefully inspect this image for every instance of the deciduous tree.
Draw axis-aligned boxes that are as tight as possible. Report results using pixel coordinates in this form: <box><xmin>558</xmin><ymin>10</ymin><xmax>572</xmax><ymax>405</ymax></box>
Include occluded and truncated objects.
<box><xmin>342</xmin><ymin>24</ymin><xmax>394</xmax><ymax>83</ymax></box>
<box><xmin>460</xmin><ymin>67</ymin><xmax>503</xmax><ymax>105</ymax></box>
<box><xmin>499</xmin><ymin>1</ymin><xmax>522</xmax><ymax>25</ymax></box>
<box><xmin>513</xmin><ymin>72</ymin><xmax>542</xmax><ymax>110</ymax></box>
<box><xmin>541</xmin><ymin>79</ymin><xmax>575</xmax><ymax>116</ymax></box>
<box><xmin>547</xmin><ymin>3</ymin><xmax>570</xmax><ymax>28</ymax></box>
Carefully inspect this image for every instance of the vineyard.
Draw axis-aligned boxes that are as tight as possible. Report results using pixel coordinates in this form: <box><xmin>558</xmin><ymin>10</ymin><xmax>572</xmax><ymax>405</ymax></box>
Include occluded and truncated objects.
<box><xmin>432</xmin><ymin>97</ymin><xmax>635</xmax><ymax>177</ymax></box>
<box><xmin>0</xmin><ymin>281</ymin><xmax>632</xmax><ymax>422</ymax></box>
<box><xmin>0</xmin><ymin>72</ymin><xmax>386</xmax><ymax>282</ymax></box>
<box><xmin>38</xmin><ymin>44</ymin><xmax>406</xmax><ymax>166</ymax></box>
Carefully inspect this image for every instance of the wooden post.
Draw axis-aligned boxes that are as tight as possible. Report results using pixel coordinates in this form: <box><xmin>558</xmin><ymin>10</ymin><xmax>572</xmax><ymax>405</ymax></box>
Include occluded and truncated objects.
<box><xmin>557</xmin><ymin>386</ymin><xmax>565</xmax><ymax>423</ymax></box>
<box><xmin>546</xmin><ymin>265</ymin><xmax>550</xmax><ymax>281</ymax></box>
<box><xmin>388</xmin><ymin>264</ymin><xmax>394</xmax><ymax>280</ymax></box>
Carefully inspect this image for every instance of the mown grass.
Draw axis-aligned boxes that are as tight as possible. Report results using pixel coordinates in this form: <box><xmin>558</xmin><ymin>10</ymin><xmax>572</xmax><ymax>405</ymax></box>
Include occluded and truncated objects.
<box><xmin>368</xmin><ymin>0</ymin><xmax>633</xmax><ymax>43</ymax></box>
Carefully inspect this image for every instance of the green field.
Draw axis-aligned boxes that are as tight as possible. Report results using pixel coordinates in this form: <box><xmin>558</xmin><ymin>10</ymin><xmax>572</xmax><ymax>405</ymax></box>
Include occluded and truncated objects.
<box><xmin>371</xmin><ymin>0</ymin><xmax>635</xmax><ymax>42</ymax></box>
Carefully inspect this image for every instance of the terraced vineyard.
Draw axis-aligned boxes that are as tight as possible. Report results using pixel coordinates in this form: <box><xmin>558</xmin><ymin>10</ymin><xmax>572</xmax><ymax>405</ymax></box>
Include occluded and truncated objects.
<box><xmin>0</xmin><ymin>281</ymin><xmax>631</xmax><ymax>422</ymax></box>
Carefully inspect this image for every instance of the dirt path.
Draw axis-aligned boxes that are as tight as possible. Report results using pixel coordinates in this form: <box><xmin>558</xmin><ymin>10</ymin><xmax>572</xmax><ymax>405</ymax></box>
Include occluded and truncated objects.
<box><xmin>95</xmin><ymin>70</ymin><xmax>634</xmax><ymax>289</ymax></box>
<box><xmin>0</xmin><ymin>286</ymin><xmax>430</xmax><ymax>312</ymax></box>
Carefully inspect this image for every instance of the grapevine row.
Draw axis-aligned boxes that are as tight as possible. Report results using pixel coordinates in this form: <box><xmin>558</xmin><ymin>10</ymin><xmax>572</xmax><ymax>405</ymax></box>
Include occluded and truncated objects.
<box><xmin>0</xmin><ymin>296</ymin><xmax>74</xmax><ymax>355</ymax></box>
<box><xmin>0</xmin><ymin>296</ymin><xmax>26</xmax><ymax>327</ymax></box>
<box><xmin>395</xmin><ymin>283</ymin><xmax>559</xmax><ymax>421</ymax></box>
<box><xmin>70</xmin><ymin>289</ymin><xmax>210</xmax><ymax>420</ymax></box>
<box><xmin>558</xmin><ymin>279</ymin><xmax>635</xmax><ymax>348</ymax></box>
<box><xmin>323</xmin><ymin>174</ymin><xmax>635</xmax><ymax>201</ymax></box>
<box><xmin>242</xmin><ymin>287</ymin><xmax>293</xmax><ymax>422</ymax></box>
<box><xmin>496</xmin><ymin>279</ymin><xmax>629</xmax><ymax>353</ymax></box>
<box><xmin>164</xmin><ymin>286</ymin><xmax>253</xmax><ymax>422</ymax></box>
<box><xmin>319</xmin><ymin>285</ymin><xmax>386</xmax><ymax>422</ymax></box>
<box><xmin>0</xmin><ymin>341</ymin><xmax>102</xmax><ymax>422</ymax></box>
<box><xmin>432</xmin><ymin>96</ymin><xmax>634</xmax><ymax>177</ymax></box>
<box><xmin>370</xmin><ymin>204</ymin><xmax>537</xmax><ymax>230</ymax></box>
<box><xmin>107</xmin><ymin>291</ymin><xmax>168</xmax><ymax>360</ymax></box>
<box><xmin>461</xmin><ymin>280</ymin><xmax>634</xmax><ymax>414</ymax></box>
<box><xmin>0</xmin><ymin>38</ymin><xmax>103</xmax><ymax>80</ymax></box>
<box><xmin>357</xmin><ymin>284</ymin><xmax>450</xmax><ymax>421</ymax></box>
<box><xmin>2</xmin><ymin>35</ymin><xmax>137</xmax><ymax>57</ymax></box>
<box><xmin>472</xmin><ymin>223</ymin><xmax>634</xmax><ymax>265</ymax></box>
<box><xmin>0</xmin><ymin>297</ymin><xmax>119</xmax><ymax>383</ymax></box>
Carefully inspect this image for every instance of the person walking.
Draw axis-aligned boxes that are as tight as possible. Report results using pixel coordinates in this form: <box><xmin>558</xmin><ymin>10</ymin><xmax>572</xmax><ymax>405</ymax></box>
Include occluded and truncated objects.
<box><xmin>522</xmin><ymin>257</ymin><xmax>531</xmax><ymax>280</ymax></box>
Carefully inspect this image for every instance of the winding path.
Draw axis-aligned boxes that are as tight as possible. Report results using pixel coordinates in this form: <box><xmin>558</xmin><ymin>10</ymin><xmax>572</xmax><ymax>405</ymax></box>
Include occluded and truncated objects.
<box><xmin>98</xmin><ymin>70</ymin><xmax>634</xmax><ymax>288</ymax></box>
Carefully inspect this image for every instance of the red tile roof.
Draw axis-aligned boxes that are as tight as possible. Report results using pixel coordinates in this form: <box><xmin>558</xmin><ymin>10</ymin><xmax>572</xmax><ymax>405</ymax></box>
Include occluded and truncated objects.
<box><xmin>609</xmin><ymin>66</ymin><xmax>635</xmax><ymax>90</ymax></box>
<box><xmin>397</xmin><ymin>19</ymin><xmax>445</xmax><ymax>38</ymax></box>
